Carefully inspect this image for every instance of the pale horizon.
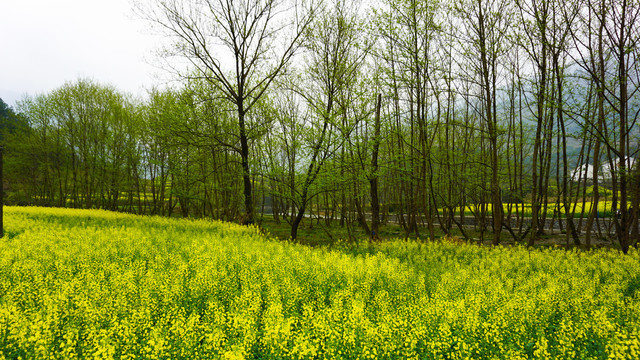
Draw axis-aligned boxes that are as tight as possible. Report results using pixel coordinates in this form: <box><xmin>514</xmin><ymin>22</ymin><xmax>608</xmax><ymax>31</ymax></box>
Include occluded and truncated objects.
<box><xmin>0</xmin><ymin>0</ymin><xmax>165</xmax><ymax>108</ymax></box>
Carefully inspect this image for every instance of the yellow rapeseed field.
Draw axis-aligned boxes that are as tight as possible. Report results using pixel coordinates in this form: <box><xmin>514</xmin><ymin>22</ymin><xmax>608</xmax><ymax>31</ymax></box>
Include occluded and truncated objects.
<box><xmin>1</xmin><ymin>206</ymin><xmax>640</xmax><ymax>359</ymax></box>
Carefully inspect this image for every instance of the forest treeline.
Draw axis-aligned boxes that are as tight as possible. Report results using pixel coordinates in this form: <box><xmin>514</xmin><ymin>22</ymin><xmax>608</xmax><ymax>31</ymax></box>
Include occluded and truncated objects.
<box><xmin>1</xmin><ymin>0</ymin><xmax>639</xmax><ymax>250</ymax></box>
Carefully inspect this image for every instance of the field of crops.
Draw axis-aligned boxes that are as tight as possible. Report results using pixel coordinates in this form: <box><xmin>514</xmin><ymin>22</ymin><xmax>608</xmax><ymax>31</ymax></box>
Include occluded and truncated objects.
<box><xmin>459</xmin><ymin>199</ymin><xmax>619</xmax><ymax>219</ymax></box>
<box><xmin>2</xmin><ymin>207</ymin><xmax>640</xmax><ymax>359</ymax></box>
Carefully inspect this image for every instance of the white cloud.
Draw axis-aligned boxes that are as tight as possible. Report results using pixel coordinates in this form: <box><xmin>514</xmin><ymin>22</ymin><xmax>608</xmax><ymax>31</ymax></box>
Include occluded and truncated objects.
<box><xmin>0</xmin><ymin>0</ymin><xmax>165</xmax><ymax>106</ymax></box>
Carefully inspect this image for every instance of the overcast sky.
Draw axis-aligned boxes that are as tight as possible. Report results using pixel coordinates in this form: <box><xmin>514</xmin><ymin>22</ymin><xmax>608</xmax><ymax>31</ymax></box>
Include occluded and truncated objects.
<box><xmin>0</xmin><ymin>0</ymin><xmax>164</xmax><ymax>108</ymax></box>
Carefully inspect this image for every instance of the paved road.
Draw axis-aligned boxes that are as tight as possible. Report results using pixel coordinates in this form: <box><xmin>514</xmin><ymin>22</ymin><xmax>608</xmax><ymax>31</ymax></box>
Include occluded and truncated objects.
<box><xmin>264</xmin><ymin>210</ymin><xmax>625</xmax><ymax>238</ymax></box>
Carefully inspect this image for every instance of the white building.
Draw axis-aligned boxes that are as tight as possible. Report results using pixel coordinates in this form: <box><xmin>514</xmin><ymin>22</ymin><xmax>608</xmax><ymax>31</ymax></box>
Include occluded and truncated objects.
<box><xmin>600</xmin><ymin>156</ymin><xmax>636</xmax><ymax>181</ymax></box>
<box><xmin>571</xmin><ymin>163</ymin><xmax>595</xmax><ymax>182</ymax></box>
<box><xmin>572</xmin><ymin>157</ymin><xmax>636</xmax><ymax>183</ymax></box>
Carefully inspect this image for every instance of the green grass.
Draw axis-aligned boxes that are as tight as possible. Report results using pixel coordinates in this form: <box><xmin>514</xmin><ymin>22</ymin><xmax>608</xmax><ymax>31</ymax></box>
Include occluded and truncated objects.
<box><xmin>1</xmin><ymin>206</ymin><xmax>640</xmax><ymax>359</ymax></box>
<box><xmin>256</xmin><ymin>216</ymin><xmax>451</xmax><ymax>247</ymax></box>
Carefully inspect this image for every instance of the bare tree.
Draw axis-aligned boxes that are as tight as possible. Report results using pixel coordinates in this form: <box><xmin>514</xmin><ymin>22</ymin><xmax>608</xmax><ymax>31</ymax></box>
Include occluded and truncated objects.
<box><xmin>569</xmin><ymin>0</ymin><xmax>640</xmax><ymax>252</ymax></box>
<box><xmin>137</xmin><ymin>0</ymin><xmax>318</xmax><ymax>224</ymax></box>
<box><xmin>287</xmin><ymin>0</ymin><xmax>368</xmax><ymax>240</ymax></box>
<box><xmin>454</xmin><ymin>0</ymin><xmax>513</xmax><ymax>245</ymax></box>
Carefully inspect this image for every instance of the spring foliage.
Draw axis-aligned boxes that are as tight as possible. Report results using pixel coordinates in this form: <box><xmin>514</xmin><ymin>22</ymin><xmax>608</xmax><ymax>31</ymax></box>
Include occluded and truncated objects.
<box><xmin>1</xmin><ymin>207</ymin><xmax>640</xmax><ymax>359</ymax></box>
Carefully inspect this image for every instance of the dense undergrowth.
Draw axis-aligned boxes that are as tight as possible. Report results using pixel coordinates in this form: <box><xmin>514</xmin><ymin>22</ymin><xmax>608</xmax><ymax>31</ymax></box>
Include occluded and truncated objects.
<box><xmin>1</xmin><ymin>206</ymin><xmax>640</xmax><ymax>359</ymax></box>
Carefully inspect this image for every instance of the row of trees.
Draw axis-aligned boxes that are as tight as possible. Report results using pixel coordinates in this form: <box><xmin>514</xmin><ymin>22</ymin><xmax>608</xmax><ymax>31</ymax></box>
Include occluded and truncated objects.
<box><xmin>2</xmin><ymin>0</ymin><xmax>639</xmax><ymax>250</ymax></box>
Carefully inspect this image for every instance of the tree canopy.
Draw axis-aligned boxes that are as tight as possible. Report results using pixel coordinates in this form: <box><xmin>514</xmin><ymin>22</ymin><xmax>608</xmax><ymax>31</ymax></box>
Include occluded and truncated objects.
<box><xmin>3</xmin><ymin>0</ymin><xmax>639</xmax><ymax>250</ymax></box>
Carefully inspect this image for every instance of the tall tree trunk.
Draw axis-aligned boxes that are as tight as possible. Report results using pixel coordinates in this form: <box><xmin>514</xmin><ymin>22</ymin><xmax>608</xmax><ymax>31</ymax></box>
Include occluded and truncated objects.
<box><xmin>615</xmin><ymin>0</ymin><xmax>629</xmax><ymax>253</ymax></box>
<box><xmin>370</xmin><ymin>94</ymin><xmax>382</xmax><ymax>240</ymax></box>
<box><xmin>586</xmin><ymin>6</ymin><xmax>605</xmax><ymax>247</ymax></box>
<box><xmin>529</xmin><ymin>43</ymin><xmax>547</xmax><ymax>246</ymax></box>
<box><xmin>555</xmin><ymin>57</ymin><xmax>580</xmax><ymax>245</ymax></box>
<box><xmin>477</xmin><ymin>3</ymin><xmax>502</xmax><ymax>245</ymax></box>
<box><xmin>238</xmin><ymin>106</ymin><xmax>254</xmax><ymax>225</ymax></box>
<box><xmin>632</xmin><ymin>165</ymin><xmax>639</xmax><ymax>246</ymax></box>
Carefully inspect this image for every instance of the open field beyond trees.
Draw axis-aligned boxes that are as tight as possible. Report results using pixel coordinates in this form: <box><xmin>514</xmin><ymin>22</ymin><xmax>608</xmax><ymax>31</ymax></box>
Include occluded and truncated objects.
<box><xmin>2</xmin><ymin>206</ymin><xmax>640</xmax><ymax>359</ymax></box>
